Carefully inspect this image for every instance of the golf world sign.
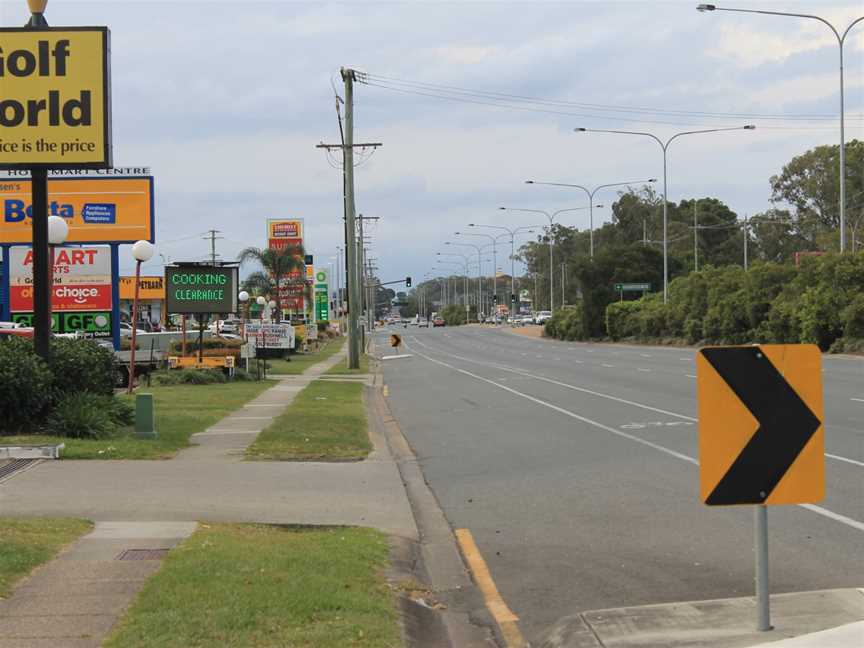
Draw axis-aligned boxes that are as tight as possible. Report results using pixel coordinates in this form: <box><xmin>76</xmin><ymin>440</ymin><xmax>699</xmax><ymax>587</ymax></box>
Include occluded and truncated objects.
<box><xmin>0</xmin><ymin>27</ymin><xmax>112</xmax><ymax>168</ymax></box>
<box><xmin>165</xmin><ymin>266</ymin><xmax>238</xmax><ymax>315</ymax></box>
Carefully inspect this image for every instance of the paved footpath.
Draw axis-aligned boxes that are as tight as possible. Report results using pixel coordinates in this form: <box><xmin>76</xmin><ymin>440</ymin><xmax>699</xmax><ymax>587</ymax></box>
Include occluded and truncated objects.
<box><xmin>0</xmin><ymin>346</ymin><xmax>417</xmax><ymax>647</ymax></box>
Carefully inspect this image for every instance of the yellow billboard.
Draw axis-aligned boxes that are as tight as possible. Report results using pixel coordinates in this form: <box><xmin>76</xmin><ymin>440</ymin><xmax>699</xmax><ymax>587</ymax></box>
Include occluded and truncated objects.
<box><xmin>119</xmin><ymin>275</ymin><xmax>165</xmax><ymax>301</ymax></box>
<box><xmin>268</xmin><ymin>219</ymin><xmax>303</xmax><ymax>242</ymax></box>
<box><xmin>0</xmin><ymin>176</ymin><xmax>153</xmax><ymax>244</ymax></box>
<box><xmin>0</xmin><ymin>27</ymin><xmax>112</xmax><ymax>168</ymax></box>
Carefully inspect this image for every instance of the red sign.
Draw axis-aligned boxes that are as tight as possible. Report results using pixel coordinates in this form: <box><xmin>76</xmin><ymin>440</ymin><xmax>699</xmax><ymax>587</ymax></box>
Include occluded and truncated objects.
<box><xmin>11</xmin><ymin>283</ymin><xmax>112</xmax><ymax>312</ymax></box>
<box><xmin>268</xmin><ymin>237</ymin><xmax>303</xmax><ymax>251</ymax></box>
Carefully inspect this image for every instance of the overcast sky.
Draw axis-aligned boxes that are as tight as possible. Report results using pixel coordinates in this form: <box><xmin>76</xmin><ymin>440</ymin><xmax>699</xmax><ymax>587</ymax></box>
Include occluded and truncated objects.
<box><xmin>2</xmin><ymin>0</ymin><xmax>861</xmax><ymax>281</ymax></box>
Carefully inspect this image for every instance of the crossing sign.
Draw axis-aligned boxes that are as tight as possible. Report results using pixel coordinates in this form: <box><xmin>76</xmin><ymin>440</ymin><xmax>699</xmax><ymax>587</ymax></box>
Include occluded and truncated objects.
<box><xmin>696</xmin><ymin>344</ymin><xmax>823</xmax><ymax>506</ymax></box>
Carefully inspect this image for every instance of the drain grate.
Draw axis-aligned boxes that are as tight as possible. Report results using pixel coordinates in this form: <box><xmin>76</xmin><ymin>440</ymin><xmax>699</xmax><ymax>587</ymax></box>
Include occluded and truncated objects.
<box><xmin>115</xmin><ymin>548</ymin><xmax>170</xmax><ymax>561</ymax></box>
<box><xmin>0</xmin><ymin>458</ymin><xmax>39</xmax><ymax>482</ymax></box>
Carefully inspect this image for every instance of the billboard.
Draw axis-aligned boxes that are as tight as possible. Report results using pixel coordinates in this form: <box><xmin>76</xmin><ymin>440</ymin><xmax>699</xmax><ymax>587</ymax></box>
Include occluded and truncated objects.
<box><xmin>0</xmin><ymin>176</ymin><xmax>154</xmax><ymax>244</ymax></box>
<box><xmin>0</xmin><ymin>28</ymin><xmax>112</xmax><ymax>169</ymax></box>
<box><xmin>314</xmin><ymin>269</ymin><xmax>329</xmax><ymax>322</ymax></box>
<box><xmin>267</xmin><ymin>219</ymin><xmax>303</xmax><ymax>244</ymax></box>
<box><xmin>11</xmin><ymin>311</ymin><xmax>112</xmax><ymax>337</ymax></box>
<box><xmin>9</xmin><ymin>245</ymin><xmax>111</xmax><ymax>312</ymax></box>
<box><xmin>165</xmin><ymin>266</ymin><xmax>238</xmax><ymax>314</ymax></box>
<box><xmin>119</xmin><ymin>275</ymin><xmax>164</xmax><ymax>301</ymax></box>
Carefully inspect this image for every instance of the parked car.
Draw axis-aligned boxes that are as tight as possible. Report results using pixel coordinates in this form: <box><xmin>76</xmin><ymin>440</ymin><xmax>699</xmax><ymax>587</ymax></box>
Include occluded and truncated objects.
<box><xmin>119</xmin><ymin>322</ymin><xmax>147</xmax><ymax>337</ymax></box>
<box><xmin>535</xmin><ymin>310</ymin><xmax>553</xmax><ymax>325</ymax></box>
<box><xmin>432</xmin><ymin>318</ymin><xmax>445</xmax><ymax>327</ymax></box>
<box><xmin>417</xmin><ymin>320</ymin><xmax>429</xmax><ymax>328</ymax></box>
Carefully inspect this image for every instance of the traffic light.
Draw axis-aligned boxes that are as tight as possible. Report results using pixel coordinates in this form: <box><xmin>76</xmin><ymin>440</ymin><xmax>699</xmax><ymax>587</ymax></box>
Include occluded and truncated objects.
<box><xmin>405</xmin><ymin>276</ymin><xmax>412</xmax><ymax>287</ymax></box>
<box><xmin>510</xmin><ymin>293</ymin><xmax>517</xmax><ymax>303</ymax></box>
<box><xmin>492</xmin><ymin>294</ymin><xmax>498</xmax><ymax>304</ymax></box>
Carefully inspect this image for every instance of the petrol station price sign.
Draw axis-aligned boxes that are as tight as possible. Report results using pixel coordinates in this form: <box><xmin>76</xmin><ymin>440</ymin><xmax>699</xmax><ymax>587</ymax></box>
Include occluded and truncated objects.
<box><xmin>165</xmin><ymin>265</ymin><xmax>238</xmax><ymax>314</ymax></box>
<box><xmin>0</xmin><ymin>27</ymin><xmax>112</xmax><ymax>168</ymax></box>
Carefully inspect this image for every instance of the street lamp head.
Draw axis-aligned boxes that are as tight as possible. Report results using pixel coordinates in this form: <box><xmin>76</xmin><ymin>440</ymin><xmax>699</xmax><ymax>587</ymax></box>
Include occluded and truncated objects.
<box><xmin>131</xmin><ymin>240</ymin><xmax>155</xmax><ymax>263</ymax></box>
<box><xmin>743</xmin><ymin>124</ymin><xmax>756</xmax><ymax>130</ymax></box>
<box><xmin>268</xmin><ymin>300</ymin><xmax>276</xmax><ymax>309</ymax></box>
<box><xmin>574</xmin><ymin>127</ymin><xmax>587</xmax><ymax>132</ymax></box>
<box><xmin>525</xmin><ymin>180</ymin><xmax>534</xmax><ymax>184</ymax></box>
<box><xmin>648</xmin><ymin>178</ymin><xmax>658</xmax><ymax>183</ymax></box>
<box><xmin>256</xmin><ymin>296</ymin><xmax>266</xmax><ymax>306</ymax></box>
<box><xmin>498</xmin><ymin>207</ymin><xmax>506</xmax><ymax>210</ymax></box>
<box><xmin>467</xmin><ymin>223</ymin><xmax>476</xmax><ymax>227</ymax></box>
<box><xmin>595</xmin><ymin>204</ymin><xmax>604</xmax><ymax>208</ymax></box>
<box><xmin>696</xmin><ymin>4</ymin><xmax>716</xmax><ymax>12</ymax></box>
<box><xmin>238</xmin><ymin>290</ymin><xmax>249</xmax><ymax>303</ymax></box>
<box><xmin>27</xmin><ymin>0</ymin><xmax>48</xmax><ymax>14</ymax></box>
<box><xmin>47</xmin><ymin>215</ymin><xmax>68</xmax><ymax>245</ymax></box>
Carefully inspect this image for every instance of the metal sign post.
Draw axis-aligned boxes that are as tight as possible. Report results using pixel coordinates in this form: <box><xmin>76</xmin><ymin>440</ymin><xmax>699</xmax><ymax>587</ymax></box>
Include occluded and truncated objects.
<box><xmin>755</xmin><ymin>504</ymin><xmax>772</xmax><ymax>631</ymax></box>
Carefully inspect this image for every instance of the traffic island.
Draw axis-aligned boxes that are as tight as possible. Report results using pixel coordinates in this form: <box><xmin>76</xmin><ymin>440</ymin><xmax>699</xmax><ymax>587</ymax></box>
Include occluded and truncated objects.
<box><xmin>104</xmin><ymin>524</ymin><xmax>401</xmax><ymax>648</ymax></box>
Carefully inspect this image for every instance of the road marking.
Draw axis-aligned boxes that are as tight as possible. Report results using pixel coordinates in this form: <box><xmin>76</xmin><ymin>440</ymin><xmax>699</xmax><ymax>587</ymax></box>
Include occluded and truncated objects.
<box><xmin>640</xmin><ymin>354</ymin><xmax>652</xmax><ymax>358</ymax></box>
<box><xmin>574</xmin><ymin>360</ymin><xmax>584</xmax><ymax>364</ymax></box>
<box><xmin>407</xmin><ymin>336</ymin><xmax>863</xmax><ymax>470</ymax></box>
<box><xmin>637</xmin><ymin>368</ymin><xmax>652</xmax><ymax>372</ymax></box>
<box><xmin>851</xmin><ymin>398</ymin><xmax>864</xmax><ymax>403</ymax></box>
<box><xmin>455</xmin><ymin>529</ymin><xmax>525</xmax><ymax>647</ymax></box>
<box><xmin>602</xmin><ymin>364</ymin><xmax>615</xmax><ymax>368</ymax></box>
<box><xmin>686</xmin><ymin>374</ymin><xmax>697</xmax><ymax>378</ymax></box>
<box><xmin>382</xmin><ymin>354</ymin><xmax>413</xmax><ymax>360</ymax></box>
<box><xmin>383</xmin><ymin>385</ymin><xmax>389</xmax><ymax>397</ymax></box>
<box><xmin>680</xmin><ymin>358</ymin><xmax>690</xmax><ymax>361</ymax></box>
<box><xmin>412</xmin><ymin>348</ymin><xmax>864</xmax><ymax>533</ymax></box>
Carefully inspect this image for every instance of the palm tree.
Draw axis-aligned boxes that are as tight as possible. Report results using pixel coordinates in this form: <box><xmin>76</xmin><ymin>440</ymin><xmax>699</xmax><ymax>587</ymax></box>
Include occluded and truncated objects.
<box><xmin>238</xmin><ymin>244</ymin><xmax>305</xmax><ymax>317</ymax></box>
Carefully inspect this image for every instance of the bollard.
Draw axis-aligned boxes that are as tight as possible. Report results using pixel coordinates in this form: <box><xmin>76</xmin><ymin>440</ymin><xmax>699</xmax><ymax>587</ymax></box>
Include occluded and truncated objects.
<box><xmin>135</xmin><ymin>393</ymin><xmax>157</xmax><ymax>439</ymax></box>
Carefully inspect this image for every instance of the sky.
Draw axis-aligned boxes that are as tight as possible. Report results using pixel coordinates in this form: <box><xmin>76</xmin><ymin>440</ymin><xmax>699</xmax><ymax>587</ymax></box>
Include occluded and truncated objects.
<box><xmin>1</xmin><ymin>0</ymin><xmax>862</xmax><ymax>282</ymax></box>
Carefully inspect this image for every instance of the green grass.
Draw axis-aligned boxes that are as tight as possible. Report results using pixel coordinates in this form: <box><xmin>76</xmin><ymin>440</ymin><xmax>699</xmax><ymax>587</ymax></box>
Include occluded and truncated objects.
<box><xmin>0</xmin><ymin>518</ymin><xmax>92</xmax><ymax>597</ymax></box>
<box><xmin>246</xmin><ymin>381</ymin><xmax>371</xmax><ymax>461</ymax></box>
<box><xmin>326</xmin><ymin>352</ymin><xmax>370</xmax><ymax>375</ymax></box>
<box><xmin>267</xmin><ymin>336</ymin><xmax>345</xmax><ymax>375</ymax></box>
<box><xmin>104</xmin><ymin>524</ymin><xmax>400</xmax><ymax>648</ymax></box>
<box><xmin>4</xmin><ymin>380</ymin><xmax>273</xmax><ymax>460</ymax></box>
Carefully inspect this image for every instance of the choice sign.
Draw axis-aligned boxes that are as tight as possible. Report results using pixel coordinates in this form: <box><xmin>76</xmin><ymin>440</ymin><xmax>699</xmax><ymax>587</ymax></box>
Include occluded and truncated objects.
<box><xmin>9</xmin><ymin>245</ymin><xmax>111</xmax><ymax>311</ymax></box>
<box><xmin>0</xmin><ymin>27</ymin><xmax>112</xmax><ymax>168</ymax></box>
<box><xmin>165</xmin><ymin>266</ymin><xmax>238</xmax><ymax>314</ymax></box>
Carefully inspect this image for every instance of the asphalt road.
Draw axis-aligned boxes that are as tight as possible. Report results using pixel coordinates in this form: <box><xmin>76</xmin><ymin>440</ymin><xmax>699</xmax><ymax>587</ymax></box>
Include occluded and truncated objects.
<box><xmin>376</xmin><ymin>325</ymin><xmax>864</xmax><ymax>642</ymax></box>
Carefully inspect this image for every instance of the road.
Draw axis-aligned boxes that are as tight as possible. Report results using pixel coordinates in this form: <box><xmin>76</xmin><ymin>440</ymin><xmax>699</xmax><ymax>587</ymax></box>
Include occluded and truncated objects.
<box><xmin>376</xmin><ymin>325</ymin><xmax>864</xmax><ymax>642</ymax></box>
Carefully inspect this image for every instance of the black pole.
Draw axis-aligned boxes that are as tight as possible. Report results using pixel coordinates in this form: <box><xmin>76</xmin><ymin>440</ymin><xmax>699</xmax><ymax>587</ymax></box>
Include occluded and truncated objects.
<box><xmin>31</xmin><ymin>167</ymin><xmax>52</xmax><ymax>359</ymax></box>
<box><xmin>198</xmin><ymin>316</ymin><xmax>205</xmax><ymax>364</ymax></box>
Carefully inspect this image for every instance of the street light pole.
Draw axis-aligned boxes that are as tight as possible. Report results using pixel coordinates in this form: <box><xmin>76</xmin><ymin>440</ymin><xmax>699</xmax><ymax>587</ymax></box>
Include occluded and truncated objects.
<box><xmin>525</xmin><ymin>178</ymin><xmax>657</xmax><ymax>257</ymax></box>
<box><xmin>499</xmin><ymin>206</ymin><xmax>598</xmax><ymax>311</ymax></box>
<box><xmin>698</xmin><ymin>4</ymin><xmax>863</xmax><ymax>253</ymax></box>
<box><xmin>127</xmin><ymin>241</ymin><xmax>155</xmax><ymax>395</ymax></box>
<box><xmin>456</xmin><ymin>231</ymin><xmax>499</xmax><ymax>320</ymax></box>
<box><xmin>576</xmin><ymin>125</ymin><xmax>754</xmax><ymax>302</ymax></box>
<box><xmin>446</xmin><ymin>241</ymin><xmax>483</xmax><ymax>319</ymax></box>
<box><xmin>437</xmin><ymin>253</ymin><xmax>471</xmax><ymax>321</ymax></box>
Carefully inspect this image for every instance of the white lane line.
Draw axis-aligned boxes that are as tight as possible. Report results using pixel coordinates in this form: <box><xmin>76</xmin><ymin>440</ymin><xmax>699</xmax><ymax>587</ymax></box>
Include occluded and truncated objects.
<box><xmin>851</xmin><ymin>398</ymin><xmax>864</xmax><ymax>403</ymax></box>
<box><xmin>637</xmin><ymin>368</ymin><xmax>652</xmax><ymax>372</ymax></box>
<box><xmin>602</xmin><ymin>364</ymin><xmax>615</xmax><ymax>368</ymax></box>
<box><xmin>574</xmin><ymin>360</ymin><xmax>584</xmax><ymax>364</ymax></box>
<box><xmin>680</xmin><ymin>358</ymin><xmax>690</xmax><ymax>361</ymax></box>
<box><xmin>411</xmin><ymin>347</ymin><xmax>864</xmax><ymax>534</ymax></box>
<box><xmin>407</xmin><ymin>336</ymin><xmax>864</xmax><ymax>469</ymax></box>
<box><xmin>640</xmin><ymin>354</ymin><xmax>652</xmax><ymax>358</ymax></box>
<box><xmin>686</xmin><ymin>374</ymin><xmax>697</xmax><ymax>379</ymax></box>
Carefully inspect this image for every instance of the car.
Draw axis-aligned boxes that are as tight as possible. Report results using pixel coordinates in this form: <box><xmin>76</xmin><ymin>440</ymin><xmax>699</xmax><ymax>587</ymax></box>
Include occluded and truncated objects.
<box><xmin>535</xmin><ymin>310</ymin><xmax>553</xmax><ymax>324</ymax></box>
<box><xmin>119</xmin><ymin>322</ymin><xmax>147</xmax><ymax>337</ymax></box>
<box><xmin>417</xmin><ymin>320</ymin><xmax>429</xmax><ymax>328</ymax></box>
<box><xmin>432</xmin><ymin>318</ymin><xmax>445</xmax><ymax>327</ymax></box>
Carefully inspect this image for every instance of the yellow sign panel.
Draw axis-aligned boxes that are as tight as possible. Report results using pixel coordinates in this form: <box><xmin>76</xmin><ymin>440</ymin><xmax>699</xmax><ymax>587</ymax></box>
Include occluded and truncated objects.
<box><xmin>0</xmin><ymin>176</ymin><xmax>152</xmax><ymax>244</ymax></box>
<box><xmin>268</xmin><ymin>219</ymin><xmax>303</xmax><ymax>241</ymax></box>
<box><xmin>0</xmin><ymin>27</ymin><xmax>111</xmax><ymax>168</ymax></box>
<box><xmin>697</xmin><ymin>344</ymin><xmax>823</xmax><ymax>506</ymax></box>
<box><xmin>119</xmin><ymin>275</ymin><xmax>164</xmax><ymax>301</ymax></box>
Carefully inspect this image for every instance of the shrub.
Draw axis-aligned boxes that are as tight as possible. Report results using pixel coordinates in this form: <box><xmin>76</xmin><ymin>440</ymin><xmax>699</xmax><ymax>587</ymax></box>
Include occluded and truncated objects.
<box><xmin>842</xmin><ymin>294</ymin><xmax>864</xmax><ymax>339</ymax></box>
<box><xmin>0</xmin><ymin>337</ymin><xmax>53</xmax><ymax>433</ymax></box>
<box><xmin>101</xmin><ymin>396</ymin><xmax>135</xmax><ymax>426</ymax></box>
<box><xmin>44</xmin><ymin>392</ymin><xmax>118</xmax><ymax>440</ymax></box>
<box><xmin>441</xmin><ymin>304</ymin><xmax>467</xmax><ymax>326</ymax></box>
<box><xmin>169</xmin><ymin>336</ymin><xmax>243</xmax><ymax>353</ymax></box>
<box><xmin>151</xmin><ymin>368</ymin><xmax>227</xmax><ymax>386</ymax></box>
<box><xmin>49</xmin><ymin>338</ymin><xmax>114</xmax><ymax>398</ymax></box>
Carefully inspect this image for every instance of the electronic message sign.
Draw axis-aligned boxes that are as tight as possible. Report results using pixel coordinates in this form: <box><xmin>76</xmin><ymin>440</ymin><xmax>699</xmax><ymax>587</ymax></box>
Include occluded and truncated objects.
<box><xmin>0</xmin><ymin>27</ymin><xmax>112</xmax><ymax>168</ymax></box>
<box><xmin>165</xmin><ymin>266</ymin><xmax>238</xmax><ymax>314</ymax></box>
<box><xmin>0</xmin><ymin>176</ymin><xmax>153</xmax><ymax>244</ymax></box>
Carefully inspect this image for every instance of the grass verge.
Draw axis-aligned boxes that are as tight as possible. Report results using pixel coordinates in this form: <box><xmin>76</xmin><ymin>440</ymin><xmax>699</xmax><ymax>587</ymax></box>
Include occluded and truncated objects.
<box><xmin>266</xmin><ymin>336</ymin><xmax>345</xmax><ymax>375</ymax></box>
<box><xmin>0</xmin><ymin>518</ymin><xmax>92</xmax><ymax>597</ymax></box>
<box><xmin>4</xmin><ymin>380</ymin><xmax>273</xmax><ymax>460</ymax></box>
<box><xmin>104</xmin><ymin>524</ymin><xmax>399</xmax><ymax>648</ymax></box>
<box><xmin>246</xmin><ymin>380</ymin><xmax>370</xmax><ymax>461</ymax></box>
<box><xmin>326</xmin><ymin>352</ymin><xmax>370</xmax><ymax>375</ymax></box>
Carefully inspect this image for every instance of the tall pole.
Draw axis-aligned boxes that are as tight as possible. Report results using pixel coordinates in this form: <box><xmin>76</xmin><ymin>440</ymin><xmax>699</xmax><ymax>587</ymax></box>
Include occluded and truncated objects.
<box><xmin>511</xmin><ymin>235</ymin><xmax>516</xmax><ymax>319</ymax></box>
<box><xmin>127</xmin><ymin>259</ymin><xmax>142</xmax><ymax>395</ymax></box>
<box><xmin>744</xmin><ymin>214</ymin><xmax>749</xmax><ymax>271</ymax></box>
<box><xmin>694</xmin><ymin>200</ymin><xmax>699</xmax><ymax>272</ymax></box>
<box><xmin>30</xmin><ymin>167</ymin><xmax>51</xmax><ymax>359</ymax></box>
<box><xmin>548</xmin><ymin>221</ymin><xmax>554</xmax><ymax>311</ymax></box>
<box><xmin>342</xmin><ymin>68</ymin><xmax>360</xmax><ymax>369</ymax></box>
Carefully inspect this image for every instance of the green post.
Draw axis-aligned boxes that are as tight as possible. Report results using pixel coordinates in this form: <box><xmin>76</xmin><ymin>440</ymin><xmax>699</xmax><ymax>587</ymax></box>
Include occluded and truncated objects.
<box><xmin>135</xmin><ymin>393</ymin><xmax>157</xmax><ymax>439</ymax></box>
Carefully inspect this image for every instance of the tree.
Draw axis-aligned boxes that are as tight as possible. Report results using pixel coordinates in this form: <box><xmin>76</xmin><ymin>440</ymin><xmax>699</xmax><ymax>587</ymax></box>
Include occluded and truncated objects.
<box><xmin>237</xmin><ymin>244</ymin><xmax>305</xmax><ymax>317</ymax></box>
<box><xmin>770</xmin><ymin>139</ymin><xmax>864</xmax><ymax>251</ymax></box>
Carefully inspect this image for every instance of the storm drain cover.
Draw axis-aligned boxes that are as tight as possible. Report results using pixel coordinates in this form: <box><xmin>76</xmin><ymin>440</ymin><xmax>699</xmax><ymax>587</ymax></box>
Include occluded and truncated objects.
<box><xmin>0</xmin><ymin>459</ymin><xmax>38</xmax><ymax>482</ymax></box>
<box><xmin>115</xmin><ymin>548</ymin><xmax>169</xmax><ymax>561</ymax></box>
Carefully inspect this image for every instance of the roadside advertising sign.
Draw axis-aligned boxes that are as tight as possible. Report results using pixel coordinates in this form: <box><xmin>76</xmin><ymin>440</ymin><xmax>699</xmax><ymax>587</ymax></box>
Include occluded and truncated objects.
<box><xmin>267</xmin><ymin>219</ymin><xmax>303</xmax><ymax>249</ymax></box>
<box><xmin>165</xmin><ymin>266</ymin><xmax>238</xmax><ymax>314</ymax></box>
<box><xmin>118</xmin><ymin>275</ymin><xmax>164</xmax><ymax>300</ymax></box>
<box><xmin>9</xmin><ymin>245</ymin><xmax>111</xmax><ymax>311</ymax></box>
<box><xmin>314</xmin><ymin>269</ymin><xmax>329</xmax><ymax>322</ymax></box>
<box><xmin>12</xmin><ymin>310</ymin><xmax>112</xmax><ymax>337</ymax></box>
<box><xmin>0</xmin><ymin>176</ymin><xmax>154</xmax><ymax>244</ymax></box>
<box><xmin>245</xmin><ymin>322</ymin><xmax>294</xmax><ymax>349</ymax></box>
<box><xmin>0</xmin><ymin>28</ymin><xmax>112</xmax><ymax>169</ymax></box>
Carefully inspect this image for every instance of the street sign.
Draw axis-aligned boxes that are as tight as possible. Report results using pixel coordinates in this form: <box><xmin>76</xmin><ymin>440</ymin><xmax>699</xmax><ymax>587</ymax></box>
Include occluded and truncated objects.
<box><xmin>245</xmin><ymin>322</ymin><xmax>294</xmax><ymax>349</ymax></box>
<box><xmin>0</xmin><ymin>176</ymin><xmax>154</xmax><ymax>244</ymax></box>
<box><xmin>165</xmin><ymin>265</ymin><xmax>238</xmax><ymax>314</ymax></box>
<box><xmin>696</xmin><ymin>344</ymin><xmax>824</xmax><ymax>506</ymax></box>
<box><xmin>0</xmin><ymin>27</ymin><xmax>112</xmax><ymax>169</ymax></box>
<box><xmin>614</xmin><ymin>282</ymin><xmax>651</xmax><ymax>292</ymax></box>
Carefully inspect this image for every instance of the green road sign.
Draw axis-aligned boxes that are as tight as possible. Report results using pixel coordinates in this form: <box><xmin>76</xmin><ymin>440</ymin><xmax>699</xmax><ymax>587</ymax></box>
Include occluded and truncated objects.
<box><xmin>614</xmin><ymin>282</ymin><xmax>652</xmax><ymax>292</ymax></box>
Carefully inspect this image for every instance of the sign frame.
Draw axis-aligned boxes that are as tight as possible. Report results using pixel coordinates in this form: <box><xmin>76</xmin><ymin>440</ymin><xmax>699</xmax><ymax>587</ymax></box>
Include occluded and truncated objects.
<box><xmin>165</xmin><ymin>265</ymin><xmax>239</xmax><ymax>315</ymax></box>
<box><xmin>0</xmin><ymin>26</ymin><xmax>113</xmax><ymax>170</ymax></box>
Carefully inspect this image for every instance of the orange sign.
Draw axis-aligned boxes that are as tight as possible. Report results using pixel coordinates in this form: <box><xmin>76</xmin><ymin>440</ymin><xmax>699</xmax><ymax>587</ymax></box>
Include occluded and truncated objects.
<box><xmin>0</xmin><ymin>176</ymin><xmax>153</xmax><ymax>244</ymax></box>
<box><xmin>697</xmin><ymin>344</ymin><xmax>824</xmax><ymax>506</ymax></box>
<box><xmin>119</xmin><ymin>275</ymin><xmax>165</xmax><ymax>300</ymax></box>
<box><xmin>268</xmin><ymin>219</ymin><xmax>303</xmax><ymax>240</ymax></box>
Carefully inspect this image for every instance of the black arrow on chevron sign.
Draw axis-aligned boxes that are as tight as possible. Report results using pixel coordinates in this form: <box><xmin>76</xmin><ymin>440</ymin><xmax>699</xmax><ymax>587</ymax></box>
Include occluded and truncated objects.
<box><xmin>700</xmin><ymin>346</ymin><xmax>821</xmax><ymax>505</ymax></box>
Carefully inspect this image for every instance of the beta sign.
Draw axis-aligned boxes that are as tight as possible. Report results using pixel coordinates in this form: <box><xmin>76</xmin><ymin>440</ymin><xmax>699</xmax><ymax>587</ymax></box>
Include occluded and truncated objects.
<box><xmin>165</xmin><ymin>266</ymin><xmax>238</xmax><ymax>314</ymax></box>
<box><xmin>0</xmin><ymin>27</ymin><xmax>112</xmax><ymax>168</ymax></box>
